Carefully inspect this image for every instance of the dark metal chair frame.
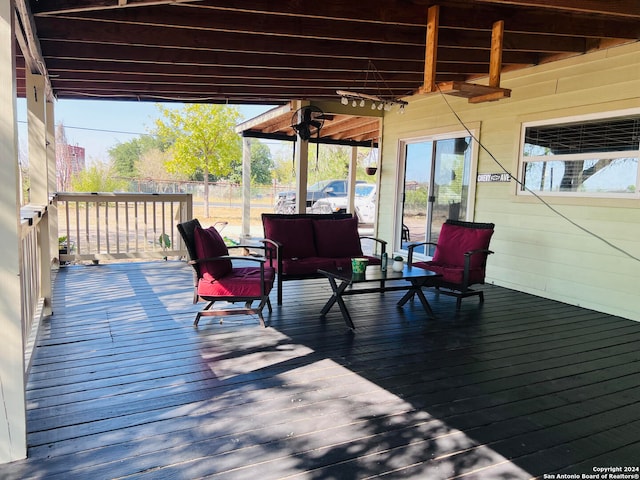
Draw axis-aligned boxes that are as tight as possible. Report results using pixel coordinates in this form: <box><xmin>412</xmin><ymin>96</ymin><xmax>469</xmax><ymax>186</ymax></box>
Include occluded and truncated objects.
<box><xmin>177</xmin><ymin>219</ymin><xmax>273</xmax><ymax>326</ymax></box>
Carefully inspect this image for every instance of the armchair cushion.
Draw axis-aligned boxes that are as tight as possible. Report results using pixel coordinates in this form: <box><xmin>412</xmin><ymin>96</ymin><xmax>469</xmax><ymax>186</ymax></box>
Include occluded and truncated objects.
<box><xmin>198</xmin><ymin>267</ymin><xmax>275</xmax><ymax>297</ymax></box>
<box><xmin>194</xmin><ymin>225</ymin><xmax>232</xmax><ymax>280</ymax></box>
<box><xmin>263</xmin><ymin>217</ymin><xmax>316</xmax><ymax>259</ymax></box>
<box><xmin>432</xmin><ymin>222</ymin><xmax>493</xmax><ymax>269</ymax></box>
<box><xmin>313</xmin><ymin>217</ymin><xmax>363</xmax><ymax>258</ymax></box>
<box><xmin>413</xmin><ymin>262</ymin><xmax>486</xmax><ymax>286</ymax></box>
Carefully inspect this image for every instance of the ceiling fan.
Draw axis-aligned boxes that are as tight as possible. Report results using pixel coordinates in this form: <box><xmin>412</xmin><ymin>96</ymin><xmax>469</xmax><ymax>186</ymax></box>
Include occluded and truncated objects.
<box><xmin>291</xmin><ymin>105</ymin><xmax>326</xmax><ymax>141</ymax></box>
<box><xmin>290</xmin><ymin>105</ymin><xmax>329</xmax><ymax>170</ymax></box>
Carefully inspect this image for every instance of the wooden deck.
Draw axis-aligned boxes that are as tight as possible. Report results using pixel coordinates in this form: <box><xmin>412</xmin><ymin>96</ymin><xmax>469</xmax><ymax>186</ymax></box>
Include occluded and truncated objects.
<box><xmin>2</xmin><ymin>261</ymin><xmax>639</xmax><ymax>479</ymax></box>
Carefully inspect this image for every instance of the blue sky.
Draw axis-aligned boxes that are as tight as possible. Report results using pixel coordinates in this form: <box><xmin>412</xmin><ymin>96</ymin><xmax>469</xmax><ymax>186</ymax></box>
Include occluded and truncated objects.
<box><xmin>17</xmin><ymin>99</ymin><xmax>275</xmax><ymax>162</ymax></box>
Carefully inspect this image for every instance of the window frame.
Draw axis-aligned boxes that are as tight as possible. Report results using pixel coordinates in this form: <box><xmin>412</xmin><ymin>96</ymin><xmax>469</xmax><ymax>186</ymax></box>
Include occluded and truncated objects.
<box><xmin>517</xmin><ymin>109</ymin><xmax>640</xmax><ymax>199</ymax></box>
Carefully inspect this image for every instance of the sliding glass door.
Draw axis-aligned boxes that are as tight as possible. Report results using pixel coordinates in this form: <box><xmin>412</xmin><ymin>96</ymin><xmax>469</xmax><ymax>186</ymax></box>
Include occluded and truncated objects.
<box><xmin>400</xmin><ymin>135</ymin><xmax>472</xmax><ymax>256</ymax></box>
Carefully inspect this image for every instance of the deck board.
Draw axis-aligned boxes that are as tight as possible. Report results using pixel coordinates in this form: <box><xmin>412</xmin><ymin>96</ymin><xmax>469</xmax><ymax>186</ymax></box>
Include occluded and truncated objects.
<box><xmin>1</xmin><ymin>260</ymin><xmax>639</xmax><ymax>479</ymax></box>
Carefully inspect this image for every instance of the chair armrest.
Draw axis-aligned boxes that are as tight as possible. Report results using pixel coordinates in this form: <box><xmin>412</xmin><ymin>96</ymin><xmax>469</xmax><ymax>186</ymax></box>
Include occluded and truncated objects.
<box><xmin>464</xmin><ymin>248</ymin><xmax>494</xmax><ymax>257</ymax></box>
<box><xmin>407</xmin><ymin>242</ymin><xmax>438</xmax><ymax>263</ymax></box>
<box><xmin>260</xmin><ymin>238</ymin><xmax>282</xmax><ymax>269</ymax></box>
<box><xmin>359</xmin><ymin>236</ymin><xmax>387</xmax><ymax>255</ymax></box>
<box><xmin>460</xmin><ymin>248</ymin><xmax>494</xmax><ymax>290</ymax></box>
<box><xmin>462</xmin><ymin>248</ymin><xmax>494</xmax><ymax>270</ymax></box>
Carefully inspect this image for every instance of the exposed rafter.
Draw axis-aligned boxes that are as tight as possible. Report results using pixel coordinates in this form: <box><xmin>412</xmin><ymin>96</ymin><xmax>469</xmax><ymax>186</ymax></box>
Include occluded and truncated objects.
<box><xmin>14</xmin><ymin>0</ymin><xmax>640</xmax><ymax>103</ymax></box>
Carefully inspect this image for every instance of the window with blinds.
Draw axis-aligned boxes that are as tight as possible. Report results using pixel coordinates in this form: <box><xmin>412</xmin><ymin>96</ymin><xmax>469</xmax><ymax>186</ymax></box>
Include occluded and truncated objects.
<box><xmin>519</xmin><ymin>112</ymin><xmax>640</xmax><ymax>197</ymax></box>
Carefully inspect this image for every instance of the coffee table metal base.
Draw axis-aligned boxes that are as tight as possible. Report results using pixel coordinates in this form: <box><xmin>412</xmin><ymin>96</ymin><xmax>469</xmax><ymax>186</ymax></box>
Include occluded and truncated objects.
<box><xmin>319</xmin><ymin>266</ymin><xmax>441</xmax><ymax>330</ymax></box>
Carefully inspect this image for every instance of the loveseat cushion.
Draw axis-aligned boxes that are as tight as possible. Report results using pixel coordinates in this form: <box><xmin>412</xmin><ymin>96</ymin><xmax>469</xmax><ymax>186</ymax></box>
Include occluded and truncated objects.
<box><xmin>277</xmin><ymin>257</ymin><xmax>335</xmax><ymax>276</ymax></box>
<box><xmin>194</xmin><ymin>225</ymin><xmax>232</xmax><ymax>280</ymax></box>
<box><xmin>263</xmin><ymin>217</ymin><xmax>317</xmax><ymax>259</ymax></box>
<box><xmin>432</xmin><ymin>222</ymin><xmax>493</xmax><ymax>269</ymax></box>
<box><xmin>312</xmin><ymin>217</ymin><xmax>363</xmax><ymax>258</ymax></box>
<box><xmin>277</xmin><ymin>255</ymin><xmax>381</xmax><ymax>276</ymax></box>
<box><xmin>197</xmin><ymin>267</ymin><xmax>275</xmax><ymax>297</ymax></box>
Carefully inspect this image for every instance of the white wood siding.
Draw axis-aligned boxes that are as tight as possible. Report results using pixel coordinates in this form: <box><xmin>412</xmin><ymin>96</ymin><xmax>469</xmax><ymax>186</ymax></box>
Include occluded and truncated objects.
<box><xmin>378</xmin><ymin>42</ymin><xmax>640</xmax><ymax>321</ymax></box>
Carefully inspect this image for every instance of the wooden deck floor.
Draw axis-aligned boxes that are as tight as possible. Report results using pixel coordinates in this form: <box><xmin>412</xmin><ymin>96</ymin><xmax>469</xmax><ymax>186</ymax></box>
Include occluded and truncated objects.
<box><xmin>2</xmin><ymin>261</ymin><xmax>639</xmax><ymax>479</ymax></box>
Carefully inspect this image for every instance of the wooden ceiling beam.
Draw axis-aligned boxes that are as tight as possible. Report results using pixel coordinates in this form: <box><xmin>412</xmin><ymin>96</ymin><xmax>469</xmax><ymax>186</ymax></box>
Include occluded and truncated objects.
<box><xmin>37</xmin><ymin>0</ymin><xmax>639</xmax><ymax>27</ymax></box>
<box><xmin>470</xmin><ymin>0</ymin><xmax>640</xmax><ymax>18</ymax></box>
<box><xmin>35</xmin><ymin>14</ymin><xmax>595</xmax><ymax>58</ymax></box>
<box><xmin>56</xmin><ymin>6</ymin><xmax>426</xmax><ymax>47</ymax></box>
<box><xmin>62</xmin><ymin>1</ymin><xmax>640</xmax><ymax>40</ymax></box>
<box><xmin>40</xmin><ymin>40</ymin><xmax>424</xmax><ymax>75</ymax></box>
<box><xmin>44</xmin><ymin>43</ymin><xmax>541</xmax><ymax>73</ymax></box>
<box><xmin>31</xmin><ymin>0</ymin><xmax>202</xmax><ymax>15</ymax></box>
<box><xmin>437</xmin><ymin>4</ymin><xmax>640</xmax><ymax>39</ymax></box>
<box><xmin>47</xmin><ymin>68</ymin><xmax>422</xmax><ymax>87</ymax></box>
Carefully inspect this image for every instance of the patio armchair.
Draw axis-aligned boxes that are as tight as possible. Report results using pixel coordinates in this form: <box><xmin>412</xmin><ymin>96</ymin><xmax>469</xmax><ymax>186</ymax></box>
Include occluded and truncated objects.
<box><xmin>177</xmin><ymin>219</ymin><xmax>275</xmax><ymax>326</ymax></box>
<box><xmin>407</xmin><ymin>219</ymin><xmax>495</xmax><ymax>309</ymax></box>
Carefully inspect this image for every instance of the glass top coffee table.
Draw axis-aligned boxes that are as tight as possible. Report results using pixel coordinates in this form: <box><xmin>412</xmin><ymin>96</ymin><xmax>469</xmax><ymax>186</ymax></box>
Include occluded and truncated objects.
<box><xmin>317</xmin><ymin>264</ymin><xmax>442</xmax><ymax>330</ymax></box>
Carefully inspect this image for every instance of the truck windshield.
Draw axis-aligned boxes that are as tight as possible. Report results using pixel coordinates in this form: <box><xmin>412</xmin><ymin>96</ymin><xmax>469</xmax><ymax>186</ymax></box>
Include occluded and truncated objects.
<box><xmin>308</xmin><ymin>180</ymin><xmax>333</xmax><ymax>192</ymax></box>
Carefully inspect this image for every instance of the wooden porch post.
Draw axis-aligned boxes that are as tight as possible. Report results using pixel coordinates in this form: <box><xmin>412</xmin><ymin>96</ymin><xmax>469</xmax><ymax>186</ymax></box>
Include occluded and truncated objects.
<box><xmin>347</xmin><ymin>146</ymin><xmax>358</xmax><ymax>215</ymax></box>
<box><xmin>27</xmin><ymin>69</ymin><xmax>52</xmax><ymax>315</ymax></box>
<box><xmin>0</xmin><ymin>0</ymin><xmax>27</xmax><ymax>462</ymax></box>
<box><xmin>46</xmin><ymin>98</ymin><xmax>59</xmax><ymax>262</ymax></box>
<box><xmin>241</xmin><ymin>136</ymin><xmax>251</xmax><ymax>238</ymax></box>
<box><xmin>293</xmin><ymin>102</ymin><xmax>309</xmax><ymax>214</ymax></box>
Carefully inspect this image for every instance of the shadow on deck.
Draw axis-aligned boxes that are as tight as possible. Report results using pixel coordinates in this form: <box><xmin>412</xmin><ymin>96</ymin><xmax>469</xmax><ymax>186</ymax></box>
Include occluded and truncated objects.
<box><xmin>2</xmin><ymin>261</ymin><xmax>639</xmax><ymax>479</ymax></box>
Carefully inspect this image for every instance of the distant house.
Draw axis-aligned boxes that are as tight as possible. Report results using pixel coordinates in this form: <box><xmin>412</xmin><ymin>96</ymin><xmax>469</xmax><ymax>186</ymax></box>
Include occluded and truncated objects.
<box><xmin>56</xmin><ymin>143</ymin><xmax>85</xmax><ymax>191</ymax></box>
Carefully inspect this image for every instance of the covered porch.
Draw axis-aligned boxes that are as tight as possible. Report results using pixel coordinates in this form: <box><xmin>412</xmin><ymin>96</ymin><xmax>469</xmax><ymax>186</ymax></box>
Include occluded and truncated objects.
<box><xmin>1</xmin><ymin>260</ymin><xmax>638</xmax><ymax>479</ymax></box>
<box><xmin>3</xmin><ymin>0</ymin><xmax>639</xmax><ymax>469</ymax></box>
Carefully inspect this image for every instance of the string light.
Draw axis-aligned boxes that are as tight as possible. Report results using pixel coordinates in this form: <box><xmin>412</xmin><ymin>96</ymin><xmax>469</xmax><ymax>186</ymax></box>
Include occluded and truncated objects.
<box><xmin>336</xmin><ymin>90</ymin><xmax>408</xmax><ymax>113</ymax></box>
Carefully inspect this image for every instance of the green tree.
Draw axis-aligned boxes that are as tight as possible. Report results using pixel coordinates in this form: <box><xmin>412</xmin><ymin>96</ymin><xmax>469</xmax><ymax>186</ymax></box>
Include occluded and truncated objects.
<box><xmin>138</xmin><ymin>148</ymin><xmax>188</xmax><ymax>182</ymax></box>
<box><xmin>250</xmin><ymin>140</ymin><xmax>275</xmax><ymax>185</ymax></box>
<box><xmin>272</xmin><ymin>143</ymin><xmax>373</xmax><ymax>186</ymax></box>
<box><xmin>109</xmin><ymin>135</ymin><xmax>167</xmax><ymax>178</ymax></box>
<box><xmin>229</xmin><ymin>139</ymin><xmax>274</xmax><ymax>185</ymax></box>
<box><xmin>153</xmin><ymin>104</ymin><xmax>242</xmax><ymax>216</ymax></box>
<box><xmin>70</xmin><ymin>162</ymin><xmax>128</xmax><ymax>192</ymax></box>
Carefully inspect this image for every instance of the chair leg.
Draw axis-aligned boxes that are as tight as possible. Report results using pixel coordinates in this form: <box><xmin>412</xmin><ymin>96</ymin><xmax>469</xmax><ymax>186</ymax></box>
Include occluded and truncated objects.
<box><xmin>266</xmin><ymin>297</ymin><xmax>272</xmax><ymax>313</ymax></box>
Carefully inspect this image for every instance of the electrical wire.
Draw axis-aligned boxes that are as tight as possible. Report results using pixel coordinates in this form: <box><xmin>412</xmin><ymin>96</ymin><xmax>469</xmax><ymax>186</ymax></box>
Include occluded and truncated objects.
<box><xmin>17</xmin><ymin>119</ymin><xmax>147</xmax><ymax>136</ymax></box>
<box><xmin>436</xmin><ymin>85</ymin><xmax>640</xmax><ymax>263</ymax></box>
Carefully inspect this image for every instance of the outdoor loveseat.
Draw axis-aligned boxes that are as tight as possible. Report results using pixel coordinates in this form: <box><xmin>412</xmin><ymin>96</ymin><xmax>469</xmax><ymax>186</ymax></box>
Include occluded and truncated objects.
<box><xmin>261</xmin><ymin>213</ymin><xmax>386</xmax><ymax>304</ymax></box>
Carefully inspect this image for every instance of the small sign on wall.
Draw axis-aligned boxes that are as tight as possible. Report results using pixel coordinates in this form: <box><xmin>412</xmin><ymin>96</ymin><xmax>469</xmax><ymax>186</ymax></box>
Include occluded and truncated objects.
<box><xmin>477</xmin><ymin>173</ymin><xmax>511</xmax><ymax>182</ymax></box>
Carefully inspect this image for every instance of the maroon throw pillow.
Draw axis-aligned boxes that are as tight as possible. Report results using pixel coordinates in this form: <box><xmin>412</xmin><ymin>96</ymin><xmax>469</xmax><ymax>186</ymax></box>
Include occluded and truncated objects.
<box><xmin>263</xmin><ymin>218</ymin><xmax>317</xmax><ymax>259</ymax></box>
<box><xmin>432</xmin><ymin>223</ymin><xmax>493</xmax><ymax>269</ymax></box>
<box><xmin>313</xmin><ymin>217</ymin><xmax>363</xmax><ymax>258</ymax></box>
<box><xmin>193</xmin><ymin>226</ymin><xmax>232</xmax><ymax>280</ymax></box>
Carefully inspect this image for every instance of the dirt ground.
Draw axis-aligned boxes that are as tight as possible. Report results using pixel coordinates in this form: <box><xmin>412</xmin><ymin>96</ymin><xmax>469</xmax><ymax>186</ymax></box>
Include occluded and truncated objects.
<box><xmin>193</xmin><ymin>204</ymin><xmax>270</xmax><ymax>239</ymax></box>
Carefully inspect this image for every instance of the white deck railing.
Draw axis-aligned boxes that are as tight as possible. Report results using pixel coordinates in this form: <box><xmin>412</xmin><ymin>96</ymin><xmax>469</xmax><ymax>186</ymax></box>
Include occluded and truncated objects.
<box><xmin>54</xmin><ymin>192</ymin><xmax>193</xmax><ymax>263</ymax></box>
<box><xmin>20</xmin><ymin>202</ymin><xmax>50</xmax><ymax>375</ymax></box>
